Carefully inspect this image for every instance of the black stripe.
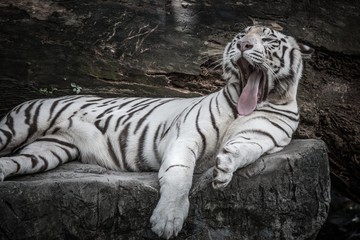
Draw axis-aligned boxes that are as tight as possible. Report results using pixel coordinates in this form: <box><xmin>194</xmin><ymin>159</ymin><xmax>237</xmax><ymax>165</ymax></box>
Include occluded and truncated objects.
<box><xmin>35</xmin><ymin>138</ymin><xmax>77</xmax><ymax>149</ymax></box>
<box><xmin>209</xmin><ymin>98</ymin><xmax>220</xmax><ymax>141</ymax></box>
<box><xmin>281</xmin><ymin>45</ymin><xmax>288</xmax><ymax>59</ymax></box>
<box><xmin>230</xmin><ymin>68</ymin><xmax>240</xmax><ymax>80</ymax></box>
<box><xmin>59</xmin><ymin>146</ymin><xmax>72</xmax><ymax>161</ymax></box>
<box><xmin>97</xmin><ymin>105</ymin><xmax>117</xmax><ymax>119</ymax></box>
<box><xmin>215</xmin><ymin>92</ymin><xmax>221</xmax><ymax>115</ymax></box>
<box><xmin>122</xmin><ymin>105</ymin><xmax>149</xmax><ymax>125</ymax></box>
<box><xmin>68</xmin><ymin>118</ymin><xmax>73</xmax><ymax>128</ymax></box>
<box><xmin>14</xmin><ymin>102</ymin><xmax>43</xmax><ymax>151</ymax></box>
<box><xmin>277</xmin><ymin>117</ymin><xmax>295</xmax><ymax>132</ymax></box>
<box><xmin>11</xmin><ymin>160</ymin><xmax>20</xmax><ymax>173</ymax></box>
<box><xmin>160</xmin><ymin>122</ymin><xmax>168</xmax><ymax>140</ymax></box>
<box><xmin>0</xmin><ymin>128</ymin><xmax>12</xmax><ymax>152</ymax></box>
<box><xmin>255</xmin><ymin>109</ymin><xmax>299</xmax><ymax>122</ymax></box>
<box><xmin>48</xmin><ymin>99</ymin><xmax>62</xmax><ymax>121</ymax></box>
<box><xmin>22</xmin><ymin>154</ymin><xmax>38</xmax><ymax>168</ymax></box>
<box><xmin>289</xmin><ymin>48</ymin><xmax>295</xmax><ymax>69</ymax></box>
<box><xmin>176</xmin><ymin>121</ymin><xmax>181</xmax><ymax>139</ymax></box>
<box><xmin>99</xmin><ymin>99</ymin><xmax>115</xmax><ymax>106</ymax></box>
<box><xmin>119</xmin><ymin>123</ymin><xmax>132</xmax><ymax>171</ymax></box>
<box><xmin>51</xmin><ymin>127</ymin><xmax>61</xmax><ymax>134</ymax></box>
<box><xmin>222</xmin><ymin>88</ymin><xmax>237</xmax><ymax>118</ymax></box>
<box><xmin>114</xmin><ymin>115</ymin><xmax>125</xmax><ymax>132</ymax></box>
<box><xmin>24</xmin><ymin>101</ymin><xmax>37</xmax><ymax>125</ymax></box>
<box><xmin>28</xmin><ymin>102</ymin><xmax>43</xmax><ymax>138</ymax></box>
<box><xmin>264</xmin><ymin>104</ymin><xmax>299</xmax><ymax>116</ymax></box>
<box><xmin>14</xmin><ymin>102</ymin><xmax>25</xmax><ymax>114</ymax></box>
<box><xmin>136</xmin><ymin>125</ymin><xmax>151</xmax><ymax>171</ymax></box>
<box><xmin>250</xmin><ymin>116</ymin><xmax>291</xmax><ymax>138</ymax></box>
<box><xmin>62</xmin><ymin>96</ymin><xmax>84</xmax><ymax>103</ymax></box>
<box><xmin>117</xmin><ymin>98</ymin><xmax>139</xmax><ymax>110</ymax></box>
<box><xmin>227</xmin><ymin>141</ymin><xmax>263</xmax><ymax>151</ymax></box>
<box><xmin>95</xmin><ymin>115</ymin><xmax>113</xmax><ymax>134</ymax></box>
<box><xmin>5</xmin><ymin>114</ymin><xmax>15</xmax><ymax>135</ymax></box>
<box><xmin>195</xmin><ymin>109</ymin><xmax>206</xmax><ymax>161</ymax></box>
<box><xmin>85</xmin><ymin>97</ymin><xmax>104</xmax><ymax>103</ymax></box>
<box><xmin>134</xmin><ymin>100</ymin><xmax>173</xmax><ymax>134</ymax></box>
<box><xmin>153</xmin><ymin>124</ymin><xmax>162</xmax><ymax>164</ymax></box>
<box><xmin>187</xmin><ymin>146</ymin><xmax>197</xmax><ymax>159</ymax></box>
<box><xmin>236</xmin><ymin>130</ymin><xmax>285</xmax><ymax>148</ymax></box>
<box><xmin>268</xmin><ymin>119</ymin><xmax>291</xmax><ymax>138</ymax></box>
<box><xmin>80</xmin><ymin>103</ymin><xmax>97</xmax><ymax>110</ymax></box>
<box><xmin>108</xmin><ymin>138</ymin><xmax>121</xmax><ymax>169</ymax></box>
<box><xmin>231</xmin><ymin>83</ymin><xmax>240</xmax><ymax>102</ymax></box>
<box><xmin>232</xmin><ymin>134</ymin><xmax>250</xmax><ymax>141</ymax></box>
<box><xmin>51</xmin><ymin>150</ymin><xmax>63</xmax><ymax>165</ymax></box>
<box><xmin>131</xmin><ymin>98</ymin><xmax>153</xmax><ymax>108</ymax></box>
<box><xmin>38</xmin><ymin>156</ymin><xmax>49</xmax><ymax>171</ymax></box>
<box><xmin>44</xmin><ymin>102</ymin><xmax>74</xmax><ymax>135</ymax></box>
<box><xmin>165</xmin><ymin>164</ymin><xmax>190</xmax><ymax>172</ymax></box>
<box><xmin>183</xmin><ymin>97</ymin><xmax>205</xmax><ymax>123</ymax></box>
<box><xmin>163</xmin><ymin>111</ymin><xmax>184</xmax><ymax>137</ymax></box>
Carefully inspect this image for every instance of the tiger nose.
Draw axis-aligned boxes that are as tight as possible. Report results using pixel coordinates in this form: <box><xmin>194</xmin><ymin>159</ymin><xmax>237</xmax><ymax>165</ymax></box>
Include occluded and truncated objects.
<box><xmin>236</xmin><ymin>41</ymin><xmax>253</xmax><ymax>52</ymax></box>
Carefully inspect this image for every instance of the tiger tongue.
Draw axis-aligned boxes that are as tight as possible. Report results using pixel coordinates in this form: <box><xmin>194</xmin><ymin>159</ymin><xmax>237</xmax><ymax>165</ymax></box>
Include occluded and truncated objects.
<box><xmin>237</xmin><ymin>70</ymin><xmax>262</xmax><ymax>116</ymax></box>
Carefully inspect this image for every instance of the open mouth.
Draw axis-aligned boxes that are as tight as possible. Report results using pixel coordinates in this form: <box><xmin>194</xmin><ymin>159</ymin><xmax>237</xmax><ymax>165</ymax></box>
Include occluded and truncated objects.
<box><xmin>236</xmin><ymin>58</ymin><xmax>266</xmax><ymax>116</ymax></box>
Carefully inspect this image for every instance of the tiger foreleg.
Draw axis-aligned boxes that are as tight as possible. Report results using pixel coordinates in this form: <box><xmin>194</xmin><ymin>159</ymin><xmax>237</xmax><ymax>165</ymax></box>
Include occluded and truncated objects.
<box><xmin>0</xmin><ymin>135</ymin><xmax>79</xmax><ymax>180</ymax></box>
<box><xmin>150</xmin><ymin>144</ymin><xmax>196</xmax><ymax>239</ymax></box>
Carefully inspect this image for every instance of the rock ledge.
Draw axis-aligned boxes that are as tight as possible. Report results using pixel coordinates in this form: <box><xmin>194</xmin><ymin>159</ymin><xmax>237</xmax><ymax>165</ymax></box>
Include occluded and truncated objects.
<box><xmin>0</xmin><ymin>139</ymin><xmax>330</xmax><ymax>240</ymax></box>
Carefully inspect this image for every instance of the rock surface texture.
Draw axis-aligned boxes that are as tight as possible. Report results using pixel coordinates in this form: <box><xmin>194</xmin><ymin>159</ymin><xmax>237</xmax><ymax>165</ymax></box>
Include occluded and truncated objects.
<box><xmin>0</xmin><ymin>140</ymin><xmax>330</xmax><ymax>240</ymax></box>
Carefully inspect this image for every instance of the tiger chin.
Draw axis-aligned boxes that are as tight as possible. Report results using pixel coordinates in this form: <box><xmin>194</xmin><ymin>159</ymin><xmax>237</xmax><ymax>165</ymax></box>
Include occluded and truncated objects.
<box><xmin>0</xmin><ymin>26</ymin><xmax>312</xmax><ymax>239</ymax></box>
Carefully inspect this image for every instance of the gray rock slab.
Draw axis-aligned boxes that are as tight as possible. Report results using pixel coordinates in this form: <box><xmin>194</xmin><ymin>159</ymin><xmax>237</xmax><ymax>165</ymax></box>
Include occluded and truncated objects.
<box><xmin>0</xmin><ymin>139</ymin><xmax>330</xmax><ymax>240</ymax></box>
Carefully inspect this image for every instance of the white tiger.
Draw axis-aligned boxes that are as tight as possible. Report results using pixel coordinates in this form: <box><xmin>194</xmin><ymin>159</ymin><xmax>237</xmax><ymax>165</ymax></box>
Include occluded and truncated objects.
<box><xmin>0</xmin><ymin>26</ymin><xmax>312</xmax><ymax>239</ymax></box>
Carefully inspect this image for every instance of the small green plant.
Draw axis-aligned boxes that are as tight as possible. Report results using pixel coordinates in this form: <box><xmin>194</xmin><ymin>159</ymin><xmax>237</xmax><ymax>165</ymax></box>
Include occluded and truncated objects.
<box><xmin>39</xmin><ymin>87</ymin><xmax>58</xmax><ymax>94</ymax></box>
<box><xmin>71</xmin><ymin>83</ymin><xmax>82</xmax><ymax>94</ymax></box>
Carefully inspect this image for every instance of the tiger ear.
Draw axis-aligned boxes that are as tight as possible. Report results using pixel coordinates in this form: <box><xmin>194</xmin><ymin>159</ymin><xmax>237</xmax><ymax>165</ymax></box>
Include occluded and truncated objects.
<box><xmin>298</xmin><ymin>43</ymin><xmax>314</xmax><ymax>59</ymax></box>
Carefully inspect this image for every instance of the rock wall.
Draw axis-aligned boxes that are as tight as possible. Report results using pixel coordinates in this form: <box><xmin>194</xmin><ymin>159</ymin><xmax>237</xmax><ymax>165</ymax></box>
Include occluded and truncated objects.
<box><xmin>0</xmin><ymin>140</ymin><xmax>330</xmax><ymax>240</ymax></box>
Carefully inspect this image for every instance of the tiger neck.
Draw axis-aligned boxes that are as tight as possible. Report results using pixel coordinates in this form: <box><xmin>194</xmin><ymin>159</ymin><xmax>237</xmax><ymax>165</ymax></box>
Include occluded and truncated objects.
<box><xmin>220</xmin><ymin>81</ymin><xmax>241</xmax><ymax>119</ymax></box>
<box><xmin>267</xmin><ymin>78</ymin><xmax>299</xmax><ymax>106</ymax></box>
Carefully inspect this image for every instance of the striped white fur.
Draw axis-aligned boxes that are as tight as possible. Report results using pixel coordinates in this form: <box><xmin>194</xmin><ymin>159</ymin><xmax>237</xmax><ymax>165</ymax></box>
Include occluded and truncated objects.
<box><xmin>0</xmin><ymin>26</ymin><xmax>312</xmax><ymax>239</ymax></box>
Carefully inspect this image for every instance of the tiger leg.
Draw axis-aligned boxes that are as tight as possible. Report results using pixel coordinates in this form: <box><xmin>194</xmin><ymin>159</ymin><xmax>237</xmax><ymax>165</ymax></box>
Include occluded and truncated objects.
<box><xmin>0</xmin><ymin>135</ymin><xmax>79</xmax><ymax>181</ymax></box>
<box><xmin>150</xmin><ymin>144</ymin><xmax>196</xmax><ymax>239</ymax></box>
<box><xmin>213</xmin><ymin>140</ymin><xmax>275</xmax><ymax>189</ymax></box>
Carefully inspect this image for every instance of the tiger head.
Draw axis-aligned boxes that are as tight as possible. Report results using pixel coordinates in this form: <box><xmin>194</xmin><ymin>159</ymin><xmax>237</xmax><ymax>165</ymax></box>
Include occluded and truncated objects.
<box><xmin>223</xmin><ymin>25</ymin><xmax>313</xmax><ymax>115</ymax></box>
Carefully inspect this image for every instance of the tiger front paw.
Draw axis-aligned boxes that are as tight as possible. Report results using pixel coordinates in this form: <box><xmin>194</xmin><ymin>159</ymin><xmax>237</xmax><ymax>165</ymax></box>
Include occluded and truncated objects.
<box><xmin>212</xmin><ymin>166</ymin><xmax>233</xmax><ymax>189</ymax></box>
<box><xmin>150</xmin><ymin>197</ymin><xmax>189</xmax><ymax>239</ymax></box>
<box><xmin>212</xmin><ymin>155</ymin><xmax>235</xmax><ymax>189</ymax></box>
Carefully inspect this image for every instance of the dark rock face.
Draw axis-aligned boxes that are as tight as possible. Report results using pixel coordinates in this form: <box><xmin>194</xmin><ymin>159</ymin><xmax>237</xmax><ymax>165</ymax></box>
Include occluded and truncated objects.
<box><xmin>0</xmin><ymin>140</ymin><xmax>330</xmax><ymax>240</ymax></box>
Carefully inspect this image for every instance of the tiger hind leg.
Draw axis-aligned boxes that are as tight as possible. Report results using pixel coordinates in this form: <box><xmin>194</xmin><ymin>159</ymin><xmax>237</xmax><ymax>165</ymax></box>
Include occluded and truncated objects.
<box><xmin>0</xmin><ymin>135</ymin><xmax>79</xmax><ymax>181</ymax></box>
